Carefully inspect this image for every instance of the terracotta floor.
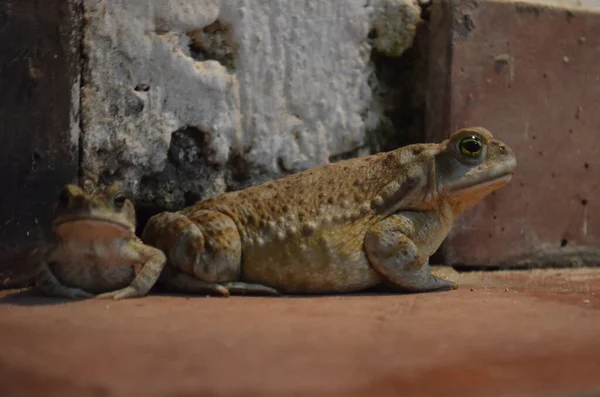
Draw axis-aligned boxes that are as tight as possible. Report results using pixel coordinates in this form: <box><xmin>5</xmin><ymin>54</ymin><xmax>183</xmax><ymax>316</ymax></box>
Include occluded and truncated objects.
<box><xmin>1</xmin><ymin>267</ymin><xmax>599</xmax><ymax>397</ymax></box>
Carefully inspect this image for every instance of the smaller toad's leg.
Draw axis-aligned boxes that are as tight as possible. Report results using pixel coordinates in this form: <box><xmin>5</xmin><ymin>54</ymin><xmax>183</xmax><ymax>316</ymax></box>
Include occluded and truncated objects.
<box><xmin>159</xmin><ymin>266</ymin><xmax>230</xmax><ymax>297</ymax></box>
<box><xmin>220</xmin><ymin>282</ymin><xmax>281</xmax><ymax>296</ymax></box>
<box><xmin>33</xmin><ymin>248</ymin><xmax>94</xmax><ymax>300</ymax></box>
<box><xmin>96</xmin><ymin>241</ymin><xmax>166</xmax><ymax>300</ymax></box>
<box><xmin>364</xmin><ymin>213</ymin><xmax>456</xmax><ymax>292</ymax></box>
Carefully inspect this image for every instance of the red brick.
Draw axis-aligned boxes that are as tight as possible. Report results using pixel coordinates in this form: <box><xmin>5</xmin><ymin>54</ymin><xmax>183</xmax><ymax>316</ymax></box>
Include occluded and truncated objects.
<box><xmin>428</xmin><ymin>0</ymin><xmax>600</xmax><ymax>268</ymax></box>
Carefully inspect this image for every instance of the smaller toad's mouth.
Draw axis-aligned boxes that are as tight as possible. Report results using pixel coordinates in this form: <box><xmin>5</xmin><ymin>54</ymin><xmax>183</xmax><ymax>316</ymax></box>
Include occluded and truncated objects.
<box><xmin>52</xmin><ymin>216</ymin><xmax>131</xmax><ymax>232</ymax></box>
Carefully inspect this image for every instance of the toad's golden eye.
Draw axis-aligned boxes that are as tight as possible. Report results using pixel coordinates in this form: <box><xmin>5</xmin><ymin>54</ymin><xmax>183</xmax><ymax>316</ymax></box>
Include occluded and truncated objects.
<box><xmin>459</xmin><ymin>135</ymin><xmax>483</xmax><ymax>157</ymax></box>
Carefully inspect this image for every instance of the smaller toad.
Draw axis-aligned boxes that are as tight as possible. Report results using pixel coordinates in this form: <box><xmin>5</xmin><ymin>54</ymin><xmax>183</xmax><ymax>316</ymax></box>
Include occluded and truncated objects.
<box><xmin>33</xmin><ymin>184</ymin><xmax>166</xmax><ymax>300</ymax></box>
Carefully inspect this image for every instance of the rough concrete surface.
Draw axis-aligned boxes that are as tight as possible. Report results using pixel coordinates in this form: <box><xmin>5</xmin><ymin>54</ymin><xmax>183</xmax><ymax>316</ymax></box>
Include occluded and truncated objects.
<box><xmin>428</xmin><ymin>0</ymin><xmax>600</xmax><ymax>268</ymax></box>
<box><xmin>1</xmin><ymin>267</ymin><xmax>600</xmax><ymax>397</ymax></box>
<box><xmin>81</xmin><ymin>0</ymin><xmax>421</xmax><ymax>208</ymax></box>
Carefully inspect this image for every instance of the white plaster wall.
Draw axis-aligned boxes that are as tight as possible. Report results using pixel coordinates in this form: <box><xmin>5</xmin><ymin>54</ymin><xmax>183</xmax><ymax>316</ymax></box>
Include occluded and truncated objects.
<box><xmin>81</xmin><ymin>0</ymin><xmax>420</xmax><ymax>205</ymax></box>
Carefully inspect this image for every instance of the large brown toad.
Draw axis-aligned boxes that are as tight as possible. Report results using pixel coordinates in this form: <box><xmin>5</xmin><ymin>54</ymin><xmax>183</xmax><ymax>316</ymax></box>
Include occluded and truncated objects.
<box><xmin>142</xmin><ymin>127</ymin><xmax>517</xmax><ymax>296</ymax></box>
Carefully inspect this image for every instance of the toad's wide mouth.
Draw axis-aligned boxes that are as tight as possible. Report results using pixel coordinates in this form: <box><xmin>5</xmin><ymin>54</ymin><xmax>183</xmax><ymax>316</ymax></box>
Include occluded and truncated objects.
<box><xmin>52</xmin><ymin>216</ymin><xmax>131</xmax><ymax>232</ymax></box>
<box><xmin>450</xmin><ymin>171</ymin><xmax>514</xmax><ymax>195</ymax></box>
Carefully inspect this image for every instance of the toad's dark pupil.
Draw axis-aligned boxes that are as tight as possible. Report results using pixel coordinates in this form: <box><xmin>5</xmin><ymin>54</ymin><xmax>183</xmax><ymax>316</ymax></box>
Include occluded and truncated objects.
<box><xmin>464</xmin><ymin>140</ymin><xmax>480</xmax><ymax>152</ymax></box>
<box><xmin>461</xmin><ymin>136</ymin><xmax>482</xmax><ymax>155</ymax></box>
<box><xmin>114</xmin><ymin>194</ymin><xmax>126</xmax><ymax>207</ymax></box>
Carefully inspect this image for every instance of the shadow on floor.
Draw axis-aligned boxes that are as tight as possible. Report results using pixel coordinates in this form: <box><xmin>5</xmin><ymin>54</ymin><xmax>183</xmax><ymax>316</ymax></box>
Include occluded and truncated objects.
<box><xmin>0</xmin><ymin>282</ymin><xmax>457</xmax><ymax>307</ymax></box>
<box><xmin>0</xmin><ymin>288</ymin><xmax>79</xmax><ymax>307</ymax></box>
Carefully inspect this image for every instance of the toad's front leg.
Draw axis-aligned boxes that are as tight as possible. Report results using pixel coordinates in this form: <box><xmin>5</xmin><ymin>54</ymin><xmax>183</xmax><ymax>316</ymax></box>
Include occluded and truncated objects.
<box><xmin>95</xmin><ymin>241</ymin><xmax>166</xmax><ymax>300</ymax></box>
<box><xmin>364</xmin><ymin>212</ymin><xmax>456</xmax><ymax>293</ymax></box>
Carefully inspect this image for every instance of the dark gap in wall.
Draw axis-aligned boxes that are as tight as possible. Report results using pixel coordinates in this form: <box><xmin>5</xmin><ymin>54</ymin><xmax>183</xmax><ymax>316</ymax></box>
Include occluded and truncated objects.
<box><xmin>77</xmin><ymin>0</ymin><xmax>87</xmax><ymax>185</ymax></box>
<box><xmin>187</xmin><ymin>20</ymin><xmax>238</xmax><ymax>71</ymax></box>
<box><xmin>368</xmin><ymin>16</ymin><xmax>431</xmax><ymax>153</ymax></box>
<box><xmin>134</xmin><ymin>204</ymin><xmax>167</xmax><ymax>238</ymax></box>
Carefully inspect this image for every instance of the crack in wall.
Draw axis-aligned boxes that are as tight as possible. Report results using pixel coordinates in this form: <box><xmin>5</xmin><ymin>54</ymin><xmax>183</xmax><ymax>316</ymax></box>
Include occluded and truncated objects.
<box><xmin>364</xmin><ymin>3</ymin><xmax>431</xmax><ymax>156</ymax></box>
<box><xmin>76</xmin><ymin>0</ymin><xmax>86</xmax><ymax>185</ymax></box>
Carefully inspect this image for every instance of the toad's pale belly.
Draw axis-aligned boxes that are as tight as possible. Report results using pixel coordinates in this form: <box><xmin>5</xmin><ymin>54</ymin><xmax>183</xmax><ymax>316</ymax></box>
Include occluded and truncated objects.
<box><xmin>49</xmin><ymin>240</ymin><xmax>138</xmax><ymax>294</ymax></box>
<box><xmin>51</xmin><ymin>261</ymin><xmax>136</xmax><ymax>294</ymax></box>
<box><xmin>240</xmin><ymin>230</ymin><xmax>384</xmax><ymax>294</ymax></box>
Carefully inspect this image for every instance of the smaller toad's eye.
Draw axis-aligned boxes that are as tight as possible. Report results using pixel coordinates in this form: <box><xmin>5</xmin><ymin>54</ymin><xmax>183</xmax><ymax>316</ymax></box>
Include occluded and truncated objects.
<box><xmin>459</xmin><ymin>135</ymin><xmax>483</xmax><ymax>158</ymax></box>
<box><xmin>113</xmin><ymin>193</ymin><xmax>127</xmax><ymax>209</ymax></box>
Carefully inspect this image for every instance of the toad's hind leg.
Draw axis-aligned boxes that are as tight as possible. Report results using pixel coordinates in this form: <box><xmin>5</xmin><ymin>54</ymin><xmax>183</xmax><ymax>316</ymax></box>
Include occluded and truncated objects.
<box><xmin>364</xmin><ymin>213</ymin><xmax>456</xmax><ymax>293</ymax></box>
<box><xmin>31</xmin><ymin>247</ymin><xmax>94</xmax><ymax>300</ymax></box>
<box><xmin>142</xmin><ymin>210</ymin><xmax>241</xmax><ymax>295</ymax></box>
<box><xmin>160</xmin><ymin>269</ymin><xmax>281</xmax><ymax>297</ymax></box>
<box><xmin>221</xmin><ymin>282</ymin><xmax>281</xmax><ymax>296</ymax></box>
<box><xmin>36</xmin><ymin>263</ymin><xmax>94</xmax><ymax>299</ymax></box>
<box><xmin>142</xmin><ymin>210</ymin><xmax>277</xmax><ymax>296</ymax></box>
<box><xmin>159</xmin><ymin>266</ymin><xmax>230</xmax><ymax>297</ymax></box>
